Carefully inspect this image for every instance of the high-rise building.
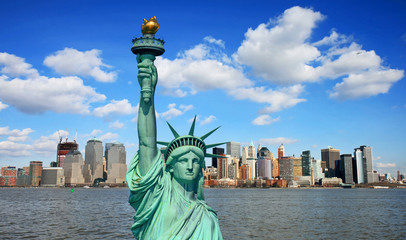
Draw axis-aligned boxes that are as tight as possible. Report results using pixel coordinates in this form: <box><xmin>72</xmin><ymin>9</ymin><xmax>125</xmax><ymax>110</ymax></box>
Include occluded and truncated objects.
<box><xmin>258</xmin><ymin>157</ymin><xmax>272</xmax><ymax>179</ymax></box>
<box><xmin>321</xmin><ymin>147</ymin><xmax>340</xmax><ymax>177</ymax></box>
<box><xmin>257</xmin><ymin>147</ymin><xmax>272</xmax><ymax>179</ymax></box>
<box><xmin>246</xmin><ymin>158</ymin><xmax>257</xmax><ymax>179</ymax></box>
<box><xmin>84</xmin><ymin>138</ymin><xmax>104</xmax><ymax>183</ymax></box>
<box><xmin>293</xmin><ymin>157</ymin><xmax>302</xmax><ymax>180</ymax></box>
<box><xmin>30</xmin><ymin>161</ymin><xmax>43</xmax><ymax>187</ymax></box>
<box><xmin>216</xmin><ymin>154</ymin><xmax>226</xmax><ymax>179</ymax></box>
<box><xmin>353</xmin><ymin>148</ymin><xmax>363</xmax><ymax>183</ymax></box>
<box><xmin>242</xmin><ymin>146</ymin><xmax>248</xmax><ymax>165</ymax></box>
<box><xmin>239</xmin><ymin>164</ymin><xmax>251</xmax><ymax>180</ymax></box>
<box><xmin>218</xmin><ymin>155</ymin><xmax>233</xmax><ymax>179</ymax></box>
<box><xmin>353</xmin><ymin>145</ymin><xmax>375</xmax><ymax>183</ymax></box>
<box><xmin>279</xmin><ymin>156</ymin><xmax>293</xmax><ymax>182</ymax></box>
<box><xmin>64</xmin><ymin>150</ymin><xmax>85</xmax><ymax>185</ymax></box>
<box><xmin>311</xmin><ymin>158</ymin><xmax>324</xmax><ymax>183</ymax></box>
<box><xmin>56</xmin><ymin>139</ymin><xmax>78</xmax><ymax>168</ymax></box>
<box><xmin>212</xmin><ymin>147</ymin><xmax>224</xmax><ymax>168</ymax></box>
<box><xmin>105</xmin><ymin>142</ymin><xmax>127</xmax><ymax>184</ymax></box>
<box><xmin>301</xmin><ymin>150</ymin><xmax>311</xmax><ymax>176</ymax></box>
<box><xmin>227</xmin><ymin>142</ymin><xmax>241</xmax><ymax>159</ymax></box>
<box><xmin>248</xmin><ymin>140</ymin><xmax>256</xmax><ymax>158</ymax></box>
<box><xmin>339</xmin><ymin>154</ymin><xmax>354</xmax><ymax>184</ymax></box>
<box><xmin>272</xmin><ymin>158</ymin><xmax>279</xmax><ymax>178</ymax></box>
<box><xmin>278</xmin><ymin>144</ymin><xmax>285</xmax><ymax>159</ymax></box>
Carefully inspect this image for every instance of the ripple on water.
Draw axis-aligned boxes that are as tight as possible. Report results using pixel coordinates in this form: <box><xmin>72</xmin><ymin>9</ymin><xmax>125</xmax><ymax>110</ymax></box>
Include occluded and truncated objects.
<box><xmin>1</xmin><ymin>188</ymin><xmax>405</xmax><ymax>239</ymax></box>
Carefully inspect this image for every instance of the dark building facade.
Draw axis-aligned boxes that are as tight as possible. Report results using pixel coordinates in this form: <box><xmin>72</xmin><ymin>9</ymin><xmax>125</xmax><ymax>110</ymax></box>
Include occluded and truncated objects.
<box><xmin>279</xmin><ymin>156</ymin><xmax>294</xmax><ymax>182</ymax></box>
<box><xmin>301</xmin><ymin>150</ymin><xmax>311</xmax><ymax>176</ymax></box>
<box><xmin>321</xmin><ymin>147</ymin><xmax>340</xmax><ymax>177</ymax></box>
<box><xmin>212</xmin><ymin>147</ymin><xmax>224</xmax><ymax>168</ymax></box>
<box><xmin>339</xmin><ymin>154</ymin><xmax>354</xmax><ymax>184</ymax></box>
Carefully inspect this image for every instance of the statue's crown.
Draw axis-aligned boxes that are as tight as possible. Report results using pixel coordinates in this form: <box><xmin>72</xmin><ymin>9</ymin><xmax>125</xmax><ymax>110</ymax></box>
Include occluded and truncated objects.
<box><xmin>157</xmin><ymin>116</ymin><xmax>225</xmax><ymax>160</ymax></box>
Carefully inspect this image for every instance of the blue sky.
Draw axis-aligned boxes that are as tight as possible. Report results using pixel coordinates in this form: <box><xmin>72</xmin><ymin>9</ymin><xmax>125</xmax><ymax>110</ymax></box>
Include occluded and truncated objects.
<box><xmin>0</xmin><ymin>1</ymin><xmax>405</xmax><ymax>176</ymax></box>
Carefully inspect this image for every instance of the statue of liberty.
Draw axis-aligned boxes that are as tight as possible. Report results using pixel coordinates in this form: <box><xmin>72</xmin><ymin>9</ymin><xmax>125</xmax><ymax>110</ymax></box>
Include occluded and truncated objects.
<box><xmin>127</xmin><ymin>17</ymin><xmax>223</xmax><ymax>240</ymax></box>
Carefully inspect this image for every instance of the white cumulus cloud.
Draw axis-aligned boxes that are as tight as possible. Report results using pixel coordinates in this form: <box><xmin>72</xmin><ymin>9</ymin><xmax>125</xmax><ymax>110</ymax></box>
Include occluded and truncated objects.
<box><xmin>235</xmin><ymin>6</ymin><xmax>324</xmax><ymax>84</ymax></box>
<box><xmin>329</xmin><ymin>69</ymin><xmax>404</xmax><ymax>100</ymax></box>
<box><xmin>44</xmin><ymin>48</ymin><xmax>117</xmax><ymax>82</ymax></box>
<box><xmin>252</xmin><ymin>115</ymin><xmax>280</xmax><ymax>126</ymax></box>
<box><xmin>100</xmin><ymin>132</ymin><xmax>119</xmax><ymax>142</ymax></box>
<box><xmin>0</xmin><ymin>101</ymin><xmax>8</xmax><ymax>111</ymax></box>
<box><xmin>0</xmin><ymin>141</ymin><xmax>33</xmax><ymax>157</ymax></box>
<box><xmin>160</xmin><ymin>103</ymin><xmax>194</xmax><ymax>120</ymax></box>
<box><xmin>93</xmin><ymin>99</ymin><xmax>137</xmax><ymax>118</ymax></box>
<box><xmin>0</xmin><ymin>52</ymin><xmax>106</xmax><ymax>115</ymax></box>
<box><xmin>109</xmin><ymin>120</ymin><xmax>124</xmax><ymax>129</ymax></box>
<box><xmin>0</xmin><ymin>126</ymin><xmax>34</xmax><ymax>142</ymax></box>
<box><xmin>230</xmin><ymin>85</ymin><xmax>306</xmax><ymax>113</ymax></box>
<box><xmin>200</xmin><ymin>115</ymin><xmax>217</xmax><ymax>125</ymax></box>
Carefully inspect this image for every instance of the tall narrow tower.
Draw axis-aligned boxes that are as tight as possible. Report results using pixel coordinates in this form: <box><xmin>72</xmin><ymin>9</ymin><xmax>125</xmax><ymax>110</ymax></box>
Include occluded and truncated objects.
<box><xmin>248</xmin><ymin>140</ymin><xmax>256</xmax><ymax>158</ymax></box>
<box><xmin>84</xmin><ymin>138</ymin><xmax>104</xmax><ymax>183</ymax></box>
<box><xmin>278</xmin><ymin>144</ymin><xmax>285</xmax><ymax>160</ymax></box>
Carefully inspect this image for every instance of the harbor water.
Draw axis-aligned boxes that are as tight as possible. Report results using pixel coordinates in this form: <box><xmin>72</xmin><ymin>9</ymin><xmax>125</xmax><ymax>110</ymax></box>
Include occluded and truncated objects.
<box><xmin>0</xmin><ymin>188</ymin><xmax>405</xmax><ymax>239</ymax></box>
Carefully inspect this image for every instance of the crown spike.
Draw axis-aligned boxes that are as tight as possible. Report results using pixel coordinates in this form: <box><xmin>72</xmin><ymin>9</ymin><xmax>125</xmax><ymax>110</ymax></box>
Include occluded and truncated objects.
<box><xmin>205</xmin><ymin>142</ymin><xmax>227</xmax><ymax>149</ymax></box>
<box><xmin>188</xmin><ymin>116</ymin><xmax>197</xmax><ymax>136</ymax></box>
<box><xmin>167</xmin><ymin>121</ymin><xmax>180</xmax><ymax>138</ymax></box>
<box><xmin>200</xmin><ymin>126</ymin><xmax>220</xmax><ymax>140</ymax></box>
<box><xmin>157</xmin><ymin>141</ymin><xmax>170</xmax><ymax>146</ymax></box>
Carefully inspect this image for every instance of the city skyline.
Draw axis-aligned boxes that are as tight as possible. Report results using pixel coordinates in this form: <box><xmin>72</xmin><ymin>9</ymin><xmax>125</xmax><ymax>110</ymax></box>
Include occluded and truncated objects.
<box><xmin>0</xmin><ymin>1</ymin><xmax>405</xmax><ymax>176</ymax></box>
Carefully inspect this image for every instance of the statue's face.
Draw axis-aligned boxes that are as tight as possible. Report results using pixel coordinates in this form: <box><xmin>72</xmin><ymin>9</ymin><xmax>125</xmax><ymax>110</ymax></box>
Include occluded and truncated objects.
<box><xmin>169</xmin><ymin>146</ymin><xmax>204</xmax><ymax>184</ymax></box>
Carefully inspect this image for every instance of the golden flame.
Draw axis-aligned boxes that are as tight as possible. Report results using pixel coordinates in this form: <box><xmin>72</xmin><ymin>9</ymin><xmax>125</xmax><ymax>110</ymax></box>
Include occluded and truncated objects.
<box><xmin>141</xmin><ymin>16</ymin><xmax>160</xmax><ymax>35</ymax></box>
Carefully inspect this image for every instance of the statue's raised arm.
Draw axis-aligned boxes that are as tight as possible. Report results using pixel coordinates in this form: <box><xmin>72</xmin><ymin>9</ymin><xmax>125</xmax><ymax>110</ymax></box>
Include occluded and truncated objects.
<box><xmin>137</xmin><ymin>54</ymin><xmax>158</xmax><ymax>176</ymax></box>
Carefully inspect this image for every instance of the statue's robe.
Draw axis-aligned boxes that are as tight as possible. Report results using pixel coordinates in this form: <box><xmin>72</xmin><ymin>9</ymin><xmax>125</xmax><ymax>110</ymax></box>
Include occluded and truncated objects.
<box><xmin>127</xmin><ymin>152</ymin><xmax>223</xmax><ymax>240</ymax></box>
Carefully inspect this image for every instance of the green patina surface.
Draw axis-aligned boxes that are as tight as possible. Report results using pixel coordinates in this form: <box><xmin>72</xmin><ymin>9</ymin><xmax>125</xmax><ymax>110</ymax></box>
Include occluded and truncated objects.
<box><xmin>127</xmin><ymin>17</ymin><xmax>223</xmax><ymax>240</ymax></box>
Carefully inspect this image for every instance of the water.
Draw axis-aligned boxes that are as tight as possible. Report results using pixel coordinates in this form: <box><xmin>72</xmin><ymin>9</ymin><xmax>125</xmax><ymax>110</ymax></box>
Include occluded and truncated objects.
<box><xmin>0</xmin><ymin>188</ymin><xmax>405</xmax><ymax>239</ymax></box>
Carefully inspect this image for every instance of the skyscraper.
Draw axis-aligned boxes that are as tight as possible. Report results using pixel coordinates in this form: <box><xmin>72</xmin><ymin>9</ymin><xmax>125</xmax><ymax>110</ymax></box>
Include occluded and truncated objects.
<box><xmin>226</xmin><ymin>142</ymin><xmax>241</xmax><ymax>159</ymax></box>
<box><xmin>248</xmin><ymin>140</ymin><xmax>256</xmax><ymax>158</ymax></box>
<box><xmin>105</xmin><ymin>142</ymin><xmax>127</xmax><ymax>184</ymax></box>
<box><xmin>339</xmin><ymin>154</ymin><xmax>354</xmax><ymax>184</ymax></box>
<box><xmin>278</xmin><ymin>144</ymin><xmax>284</xmax><ymax>159</ymax></box>
<box><xmin>257</xmin><ymin>147</ymin><xmax>272</xmax><ymax>179</ymax></box>
<box><xmin>279</xmin><ymin>156</ymin><xmax>293</xmax><ymax>182</ymax></box>
<box><xmin>212</xmin><ymin>147</ymin><xmax>224</xmax><ymax>168</ymax></box>
<box><xmin>64</xmin><ymin>150</ymin><xmax>85</xmax><ymax>185</ymax></box>
<box><xmin>242</xmin><ymin>146</ymin><xmax>248</xmax><ymax>165</ymax></box>
<box><xmin>354</xmin><ymin>145</ymin><xmax>375</xmax><ymax>183</ymax></box>
<box><xmin>84</xmin><ymin>138</ymin><xmax>104</xmax><ymax>183</ymax></box>
<box><xmin>321</xmin><ymin>147</ymin><xmax>340</xmax><ymax>177</ymax></box>
<box><xmin>311</xmin><ymin>158</ymin><xmax>324</xmax><ymax>183</ymax></box>
<box><xmin>301</xmin><ymin>150</ymin><xmax>311</xmax><ymax>176</ymax></box>
<box><xmin>292</xmin><ymin>157</ymin><xmax>302</xmax><ymax>180</ymax></box>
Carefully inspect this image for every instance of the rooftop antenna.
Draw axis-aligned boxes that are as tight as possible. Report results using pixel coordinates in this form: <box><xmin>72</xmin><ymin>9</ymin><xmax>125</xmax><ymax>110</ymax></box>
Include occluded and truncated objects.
<box><xmin>74</xmin><ymin>129</ymin><xmax>77</xmax><ymax>143</ymax></box>
<box><xmin>65</xmin><ymin>128</ymin><xmax>68</xmax><ymax>142</ymax></box>
<box><xmin>58</xmin><ymin>130</ymin><xmax>62</xmax><ymax>143</ymax></box>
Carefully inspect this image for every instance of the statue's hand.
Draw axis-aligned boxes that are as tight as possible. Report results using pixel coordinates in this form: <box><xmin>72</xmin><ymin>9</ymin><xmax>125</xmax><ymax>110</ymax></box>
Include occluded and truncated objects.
<box><xmin>150</xmin><ymin>63</ymin><xmax>157</xmax><ymax>90</ymax></box>
<box><xmin>137</xmin><ymin>59</ymin><xmax>157</xmax><ymax>103</ymax></box>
